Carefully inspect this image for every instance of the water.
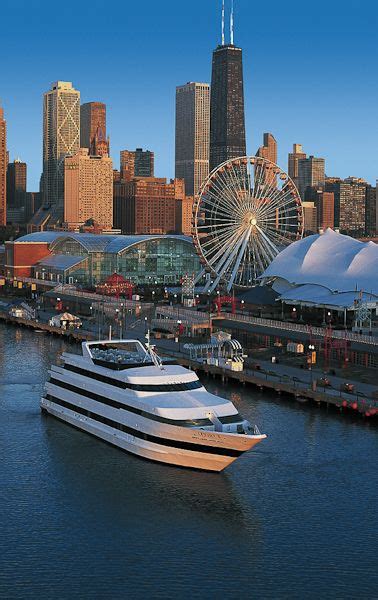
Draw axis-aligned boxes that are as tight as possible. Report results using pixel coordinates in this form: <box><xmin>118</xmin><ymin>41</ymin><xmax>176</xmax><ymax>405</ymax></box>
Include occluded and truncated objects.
<box><xmin>0</xmin><ymin>325</ymin><xmax>377</xmax><ymax>599</ymax></box>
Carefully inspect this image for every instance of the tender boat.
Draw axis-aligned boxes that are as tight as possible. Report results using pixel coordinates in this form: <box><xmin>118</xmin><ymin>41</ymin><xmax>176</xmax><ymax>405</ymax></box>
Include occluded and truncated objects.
<box><xmin>41</xmin><ymin>338</ymin><xmax>266</xmax><ymax>471</ymax></box>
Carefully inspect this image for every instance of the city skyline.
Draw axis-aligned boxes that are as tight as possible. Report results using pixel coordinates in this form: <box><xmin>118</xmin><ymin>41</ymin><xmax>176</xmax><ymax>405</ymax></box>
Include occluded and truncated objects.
<box><xmin>0</xmin><ymin>0</ymin><xmax>377</xmax><ymax>190</ymax></box>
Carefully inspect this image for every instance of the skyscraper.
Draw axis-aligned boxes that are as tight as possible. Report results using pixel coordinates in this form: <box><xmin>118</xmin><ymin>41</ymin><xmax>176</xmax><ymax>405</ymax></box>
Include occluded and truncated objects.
<box><xmin>80</xmin><ymin>102</ymin><xmax>109</xmax><ymax>156</ymax></box>
<box><xmin>114</xmin><ymin>177</ymin><xmax>185</xmax><ymax>235</ymax></box>
<box><xmin>0</xmin><ymin>107</ymin><xmax>7</xmax><ymax>226</ymax></box>
<box><xmin>175</xmin><ymin>82</ymin><xmax>210</xmax><ymax>196</ymax></box>
<box><xmin>256</xmin><ymin>133</ymin><xmax>277</xmax><ymax>164</ymax></box>
<box><xmin>42</xmin><ymin>81</ymin><xmax>80</xmax><ymax>219</ymax></box>
<box><xmin>120</xmin><ymin>149</ymin><xmax>154</xmax><ymax>180</ymax></box>
<box><xmin>209</xmin><ymin>2</ymin><xmax>246</xmax><ymax>172</ymax></box>
<box><xmin>7</xmin><ymin>159</ymin><xmax>26</xmax><ymax>208</ymax></box>
<box><xmin>64</xmin><ymin>148</ymin><xmax>113</xmax><ymax>230</ymax></box>
<box><xmin>6</xmin><ymin>159</ymin><xmax>27</xmax><ymax>224</ymax></box>
<box><xmin>288</xmin><ymin>143</ymin><xmax>306</xmax><ymax>189</ymax></box>
<box><xmin>325</xmin><ymin>177</ymin><xmax>366</xmax><ymax>237</ymax></box>
<box><xmin>306</xmin><ymin>187</ymin><xmax>335</xmax><ymax>231</ymax></box>
<box><xmin>298</xmin><ymin>155</ymin><xmax>325</xmax><ymax>199</ymax></box>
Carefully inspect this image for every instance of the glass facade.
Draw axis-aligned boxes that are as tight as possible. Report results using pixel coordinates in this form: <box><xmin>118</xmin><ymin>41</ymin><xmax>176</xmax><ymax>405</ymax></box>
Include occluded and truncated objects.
<box><xmin>35</xmin><ymin>235</ymin><xmax>200</xmax><ymax>287</ymax></box>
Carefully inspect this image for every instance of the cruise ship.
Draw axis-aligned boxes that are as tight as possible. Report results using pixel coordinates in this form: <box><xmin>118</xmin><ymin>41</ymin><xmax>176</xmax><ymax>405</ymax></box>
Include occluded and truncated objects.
<box><xmin>41</xmin><ymin>339</ymin><xmax>266</xmax><ymax>471</ymax></box>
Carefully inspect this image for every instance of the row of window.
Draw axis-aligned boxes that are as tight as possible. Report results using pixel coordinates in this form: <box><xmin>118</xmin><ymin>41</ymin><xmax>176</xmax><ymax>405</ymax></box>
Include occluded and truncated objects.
<box><xmin>49</xmin><ymin>377</ymin><xmax>211</xmax><ymax>427</ymax></box>
<box><xmin>51</xmin><ymin>375</ymin><xmax>243</xmax><ymax>427</ymax></box>
<box><xmin>64</xmin><ymin>363</ymin><xmax>203</xmax><ymax>392</ymax></box>
<box><xmin>44</xmin><ymin>394</ymin><xmax>242</xmax><ymax>457</ymax></box>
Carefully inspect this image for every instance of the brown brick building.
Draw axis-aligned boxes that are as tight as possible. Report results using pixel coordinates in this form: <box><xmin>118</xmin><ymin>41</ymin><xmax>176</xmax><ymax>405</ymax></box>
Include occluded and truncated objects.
<box><xmin>120</xmin><ymin>149</ymin><xmax>154</xmax><ymax>181</ymax></box>
<box><xmin>305</xmin><ymin>187</ymin><xmax>334</xmax><ymax>231</ymax></box>
<box><xmin>4</xmin><ymin>239</ymin><xmax>51</xmax><ymax>278</ymax></box>
<box><xmin>114</xmin><ymin>177</ymin><xmax>186</xmax><ymax>234</ymax></box>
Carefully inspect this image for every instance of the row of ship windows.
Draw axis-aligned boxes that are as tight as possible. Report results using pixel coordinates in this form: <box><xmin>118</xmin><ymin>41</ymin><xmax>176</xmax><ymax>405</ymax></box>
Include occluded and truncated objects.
<box><xmin>44</xmin><ymin>394</ymin><xmax>242</xmax><ymax>458</ymax></box>
<box><xmin>64</xmin><ymin>363</ymin><xmax>203</xmax><ymax>392</ymax></box>
<box><xmin>49</xmin><ymin>377</ymin><xmax>243</xmax><ymax>428</ymax></box>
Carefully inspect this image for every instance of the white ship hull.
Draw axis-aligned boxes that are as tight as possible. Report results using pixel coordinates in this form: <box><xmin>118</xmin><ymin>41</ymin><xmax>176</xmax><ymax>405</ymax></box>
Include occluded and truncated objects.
<box><xmin>41</xmin><ymin>397</ymin><xmax>263</xmax><ymax>472</ymax></box>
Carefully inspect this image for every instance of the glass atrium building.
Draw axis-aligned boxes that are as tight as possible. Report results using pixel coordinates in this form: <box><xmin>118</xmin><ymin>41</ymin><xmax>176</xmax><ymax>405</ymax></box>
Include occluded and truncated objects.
<box><xmin>15</xmin><ymin>232</ymin><xmax>200</xmax><ymax>287</ymax></box>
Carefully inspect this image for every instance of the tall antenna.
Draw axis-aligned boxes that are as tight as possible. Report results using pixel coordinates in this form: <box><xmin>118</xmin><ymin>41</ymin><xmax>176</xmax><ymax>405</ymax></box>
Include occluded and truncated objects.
<box><xmin>230</xmin><ymin>0</ymin><xmax>234</xmax><ymax>45</ymax></box>
<box><xmin>221</xmin><ymin>0</ymin><xmax>225</xmax><ymax>45</ymax></box>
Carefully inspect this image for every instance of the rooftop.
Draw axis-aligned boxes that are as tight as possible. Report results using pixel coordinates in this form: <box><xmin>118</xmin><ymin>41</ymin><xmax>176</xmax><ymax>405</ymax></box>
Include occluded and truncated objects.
<box><xmin>15</xmin><ymin>232</ymin><xmax>193</xmax><ymax>255</ymax></box>
<box><xmin>261</xmin><ymin>229</ymin><xmax>378</xmax><ymax>296</ymax></box>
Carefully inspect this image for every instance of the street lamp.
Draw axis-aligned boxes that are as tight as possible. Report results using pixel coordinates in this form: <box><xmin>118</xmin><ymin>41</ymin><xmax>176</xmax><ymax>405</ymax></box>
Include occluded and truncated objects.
<box><xmin>144</xmin><ymin>316</ymin><xmax>148</xmax><ymax>334</ymax></box>
<box><xmin>308</xmin><ymin>344</ymin><xmax>316</xmax><ymax>387</ymax></box>
<box><xmin>177</xmin><ymin>319</ymin><xmax>182</xmax><ymax>352</ymax></box>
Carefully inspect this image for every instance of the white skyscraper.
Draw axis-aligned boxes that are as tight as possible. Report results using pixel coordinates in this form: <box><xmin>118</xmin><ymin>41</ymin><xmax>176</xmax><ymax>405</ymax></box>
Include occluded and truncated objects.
<box><xmin>42</xmin><ymin>81</ymin><xmax>80</xmax><ymax>219</ymax></box>
<box><xmin>175</xmin><ymin>82</ymin><xmax>210</xmax><ymax>197</ymax></box>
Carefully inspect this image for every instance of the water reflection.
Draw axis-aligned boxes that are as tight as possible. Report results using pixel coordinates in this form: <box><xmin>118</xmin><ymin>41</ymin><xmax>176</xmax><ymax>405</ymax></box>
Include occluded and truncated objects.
<box><xmin>41</xmin><ymin>413</ymin><xmax>261</xmax><ymax>538</ymax></box>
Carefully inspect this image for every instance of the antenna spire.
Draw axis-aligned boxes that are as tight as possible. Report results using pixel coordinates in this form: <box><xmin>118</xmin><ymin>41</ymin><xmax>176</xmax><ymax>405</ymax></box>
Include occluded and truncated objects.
<box><xmin>221</xmin><ymin>0</ymin><xmax>225</xmax><ymax>45</ymax></box>
<box><xmin>230</xmin><ymin>0</ymin><xmax>234</xmax><ymax>45</ymax></box>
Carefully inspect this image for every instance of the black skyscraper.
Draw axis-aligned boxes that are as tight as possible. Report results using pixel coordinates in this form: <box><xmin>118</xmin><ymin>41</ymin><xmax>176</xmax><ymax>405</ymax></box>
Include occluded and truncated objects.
<box><xmin>209</xmin><ymin>43</ymin><xmax>246</xmax><ymax>172</ymax></box>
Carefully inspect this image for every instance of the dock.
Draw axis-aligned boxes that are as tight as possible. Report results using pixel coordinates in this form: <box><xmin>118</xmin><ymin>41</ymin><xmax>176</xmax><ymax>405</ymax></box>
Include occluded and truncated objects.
<box><xmin>0</xmin><ymin>312</ymin><xmax>95</xmax><ymax>342</ymax></box>
<box><xmin>1</xmin><ymin>311</ymin><xmax>377</xmax><ymax>419</ymax></box>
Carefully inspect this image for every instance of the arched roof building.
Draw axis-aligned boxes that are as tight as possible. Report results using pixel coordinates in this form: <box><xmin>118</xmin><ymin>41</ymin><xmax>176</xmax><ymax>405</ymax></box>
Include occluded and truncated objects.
<box><xmin>5</xmin><ymin>232</ymin><xmax>200</xmax><ymax>287</ymax></box>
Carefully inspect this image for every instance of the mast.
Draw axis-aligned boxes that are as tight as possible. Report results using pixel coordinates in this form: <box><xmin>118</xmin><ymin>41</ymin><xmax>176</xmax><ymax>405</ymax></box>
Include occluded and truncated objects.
<box><xmin>221</xmin><ymin>0</ymin><xmax>225</xmax><ymax>45</ymax></box>
<box><xmin>230</xmin><ymin>0</ymin><xmax>234</xmax><ymax>45</ymax></box>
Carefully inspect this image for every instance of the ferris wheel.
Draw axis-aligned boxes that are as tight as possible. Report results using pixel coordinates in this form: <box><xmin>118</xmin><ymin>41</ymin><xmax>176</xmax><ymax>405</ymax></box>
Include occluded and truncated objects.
<box><xmin>192</xmin><ymin>156</ymin><xmax>304</xmax><ymax>291</ymax></box>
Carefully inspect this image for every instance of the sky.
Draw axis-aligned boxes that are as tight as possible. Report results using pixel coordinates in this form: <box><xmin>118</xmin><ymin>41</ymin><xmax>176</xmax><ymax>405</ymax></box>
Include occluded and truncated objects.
<box><xmin>0</xmin><ymin>0</ymin><xmax>377</xmax><ymax>190</ymax></box>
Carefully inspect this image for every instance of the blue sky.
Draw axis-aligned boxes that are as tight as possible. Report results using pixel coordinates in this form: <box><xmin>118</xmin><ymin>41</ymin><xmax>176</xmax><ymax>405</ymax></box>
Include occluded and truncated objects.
<box><xmin>1</xmin><ymin>0</ymin><xmax>377</xmax><ymax>189</ymax></box>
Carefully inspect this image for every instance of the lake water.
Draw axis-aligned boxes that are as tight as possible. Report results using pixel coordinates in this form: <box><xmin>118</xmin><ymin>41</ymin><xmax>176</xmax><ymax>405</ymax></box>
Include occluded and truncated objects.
<box><xmin>0</xmin><ymin>324</ymin><xmax>377</xmax><ymax>599</ymax></box>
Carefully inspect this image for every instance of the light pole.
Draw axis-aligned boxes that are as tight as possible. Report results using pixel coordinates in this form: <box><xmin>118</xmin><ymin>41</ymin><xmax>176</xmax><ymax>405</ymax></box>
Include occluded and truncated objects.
<box><xmin>120</xmin><ymin>303</ymin><xmax>124</xmax><ymax>339</ymax></box>
<box><xmin>115</xmin><ymin>308</ymin><xmax>120</xmax><ymax>339</ymax></box>
<box><xmin>177</xmin><ymin>319</ymin><xmax>182</xmax><ymax>352</ymax></box>
<box><xmin>144</xmin><ymin>316</ymin><xmax>148</xmax><ymax>335</ymax></box>
<box><xmin>308</xmin><ymin>344</ymin><xmax>315</xmax><ymax>388</ymax></box>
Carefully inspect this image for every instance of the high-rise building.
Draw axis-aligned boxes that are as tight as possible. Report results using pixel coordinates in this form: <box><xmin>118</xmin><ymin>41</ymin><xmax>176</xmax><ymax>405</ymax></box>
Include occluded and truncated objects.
<box><xmin>306</xmin><ymin>187</ymin><xmax>335</xmax><ymax>231</ymax></box>
<box><xmin>298</xmin><ymin>155</ymin><xmax>325</xmax><ymax>199</ymax></box>
<box><xmin>288</xmin><ymin>143</ymin><xmax>306</xmax><ymax>189</ymax></box>
<box><xmin>325</xmin><ymin>177</ymin><xmax>366</xmax><ymax>237</ymax></box>
<box><xmin>302</xmin><ymin>201</ymin><xmax>318</xmax><ymax>234</ymax></box>
<box><xmin>42</xmin><ymin>81</ymin><xmax>80</xmax><ymax>221</ymax></box>
<box><xmin>175</xmin><ymin>82</ymin><xmax>210</xmax><ymax>196</ymax></box>
<box><xmin>209</xmin><ymin>3</ymin><xmax>246</xmax><ymax>172</ymax></box>
<box><xmin>365</xmin><ymin>183</ymin><xmax>378</xmax><ymax>237</ymax></box>
<box><xmin>6</xmin><ymin>159</ymin><xmax>27</xmax><ymax>224</ymax></box>
<box><xmin>114</xmin><ymin>177</ymin><xmax>185</xmax><ymax>235</ymax></box>
<box><xmin>7</xmin><ymin>159</ymin><xmax>27</xmax><ymax>209</ymax></box>
<box><xmin>80</xmin><ymin>102</ymin><xmax>109</xmax><ymax>157</ymax></box>
<box><xmin>0</xmin><ymin>107</ymin><xmax>7</xmax><ymax>226</ymax></box>
<box><xmin>64</xmin><ymin>148</ymin><xmax>113</xmax><ymax>230</ymax></box>
<box><xmin>120</xmin><ymin>148</ymin><xmax>154</xmax><ymax>180</ymax></box>
<box><xmin>257</xmin><ymin>133</ymin><xmax>277</xmax><ymax>164</ymax></box>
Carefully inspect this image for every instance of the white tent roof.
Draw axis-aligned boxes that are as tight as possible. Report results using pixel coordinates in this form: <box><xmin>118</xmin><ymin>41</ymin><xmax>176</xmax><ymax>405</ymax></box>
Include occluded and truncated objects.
<box><xmin>278</xmin><ymin>284</ymin><xmax>378</xmax><ymax>309</ymax></box>
<box><xmin>261</xmin><ymin>229</ymin><xmax>378</xmax><ymax>295</ymax></box>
